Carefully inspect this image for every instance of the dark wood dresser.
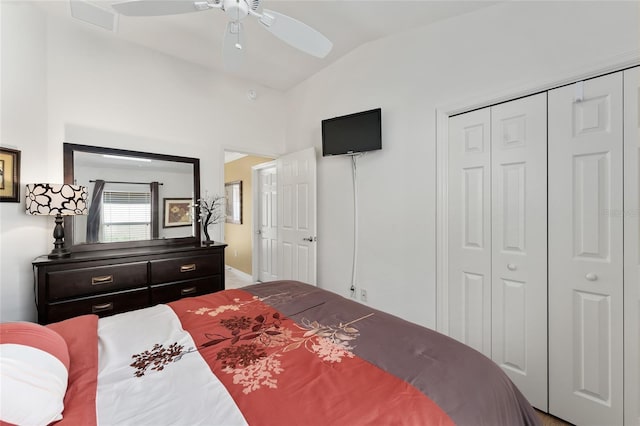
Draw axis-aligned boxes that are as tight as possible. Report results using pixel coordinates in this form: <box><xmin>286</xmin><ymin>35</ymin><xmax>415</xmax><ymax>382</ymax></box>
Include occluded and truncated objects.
<box><xmin>33</xmin><ymin>243</ymin><xmax>226</xmax><ymax>324</ymax></box>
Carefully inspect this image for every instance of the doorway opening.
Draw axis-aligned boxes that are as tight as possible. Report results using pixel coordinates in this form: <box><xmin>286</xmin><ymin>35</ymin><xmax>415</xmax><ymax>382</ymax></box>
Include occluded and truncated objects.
<box><xmin>223</xmin><ymin>151</ymin><xmax>274</xmax><ymax>288</ymax></box>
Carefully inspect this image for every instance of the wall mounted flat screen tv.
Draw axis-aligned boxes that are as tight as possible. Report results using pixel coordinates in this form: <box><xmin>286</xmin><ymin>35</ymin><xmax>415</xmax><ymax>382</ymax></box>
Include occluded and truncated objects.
<box><xmin>321</xmin><ymin>108</ymin><xmax>382</xmax><ymax>156</ymax></box>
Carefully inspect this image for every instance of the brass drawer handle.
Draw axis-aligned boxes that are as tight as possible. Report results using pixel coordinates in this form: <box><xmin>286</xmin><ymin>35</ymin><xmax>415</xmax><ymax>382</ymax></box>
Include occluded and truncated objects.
<box><xmin>92</xmin><ymin>275</ymin><xmax>114</xmax><ymax>285</ymax></box>
<box><xmin>92</xmin><ymin>302</ymin><xmax>114</xmax><ymax>313</ymax></box>
<box><xmin>180</xmin><ymin>264</ymin><xmax>196</xmax><ymax>273</ymax></box>
<box><xmin>180</xmin><ymin>286</ymin><xmax>197</xmax><ymax>295</ymax></box>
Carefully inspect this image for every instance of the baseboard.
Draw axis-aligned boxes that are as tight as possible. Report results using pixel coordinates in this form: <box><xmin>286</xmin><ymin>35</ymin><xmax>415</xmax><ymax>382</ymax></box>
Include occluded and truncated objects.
<box><xmin>225</xmin><ymin>265</ymin><xmax>253</xmax><ymax>282</ymax></box>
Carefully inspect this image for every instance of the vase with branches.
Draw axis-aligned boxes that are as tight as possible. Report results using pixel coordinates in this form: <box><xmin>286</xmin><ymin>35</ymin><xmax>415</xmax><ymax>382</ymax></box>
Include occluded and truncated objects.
<box><xmin>197</xmin><ymin>193</ymin><xmax>225</xmax><ymax>244</ymax></box>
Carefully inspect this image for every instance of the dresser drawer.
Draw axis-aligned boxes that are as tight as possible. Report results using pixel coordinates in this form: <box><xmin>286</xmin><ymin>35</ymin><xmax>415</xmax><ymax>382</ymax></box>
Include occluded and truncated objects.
<box><xmin>150</xmin><ymin>253</ymin><xmax>221</xmax><ymax>284</ymax></box>
<box><xmin>47</xmin><ymin>288</ymin><xmax>149</xmax><ymax>323</ymax></box>
<box><xmin>46</xmin><ymin>262</ymin><xmax>148</xmax><ymax>300</ymax></box>
<box><xmin>34</xmin><ymin>244</ymin><xmax>226</xmax><ymax>324</ymax></box>
<box><xmin>150</xmin><ymin>276</ymin><xmax>223</xmax><ymax>305</ymax></box>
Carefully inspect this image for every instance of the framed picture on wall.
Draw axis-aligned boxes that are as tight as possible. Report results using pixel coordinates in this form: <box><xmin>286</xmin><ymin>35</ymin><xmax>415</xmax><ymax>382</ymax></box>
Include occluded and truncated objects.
<box><xmin>0</xmin><ymin>147</ymin><xmax>21</xmax><ymax>203</ymax></box>
<box><xmin>163</xmin><ymin>198</ymin><xmax>192</xmax><ymax>228</ymax></box>
<box><xmin>225</xmin><ymin>181</ymin><xmax>242</xmax><ymax>224</ymax></box>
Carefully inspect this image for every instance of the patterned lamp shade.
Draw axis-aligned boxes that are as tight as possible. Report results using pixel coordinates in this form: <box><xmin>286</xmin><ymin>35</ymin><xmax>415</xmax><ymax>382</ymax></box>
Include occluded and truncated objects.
<box><xmin>25</xmin><ymin>184</ymin><xmax>88</xmax><ymax>216</ymax></box>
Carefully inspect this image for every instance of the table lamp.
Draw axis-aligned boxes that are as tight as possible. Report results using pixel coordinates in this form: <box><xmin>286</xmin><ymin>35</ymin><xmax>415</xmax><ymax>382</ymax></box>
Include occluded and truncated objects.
<box><xmin>25</xmin><ymin>183</ymin><xmax>88</xmax><ymax>259</ymax></box>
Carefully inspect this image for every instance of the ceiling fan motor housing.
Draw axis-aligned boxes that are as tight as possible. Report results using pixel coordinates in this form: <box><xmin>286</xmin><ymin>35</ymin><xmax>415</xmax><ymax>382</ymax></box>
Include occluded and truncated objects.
<box><xmin>223</xmin><ymin>0</ymin><xmax>259</xmax><ymax>21</ymax></box>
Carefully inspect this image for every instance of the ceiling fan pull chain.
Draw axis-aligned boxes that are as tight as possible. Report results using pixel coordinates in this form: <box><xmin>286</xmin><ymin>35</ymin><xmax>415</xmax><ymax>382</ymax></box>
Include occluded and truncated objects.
<box><xmin>235</xmin><ymin>21</ymin><xmax>242</xmax><ymax>50</ymax></box>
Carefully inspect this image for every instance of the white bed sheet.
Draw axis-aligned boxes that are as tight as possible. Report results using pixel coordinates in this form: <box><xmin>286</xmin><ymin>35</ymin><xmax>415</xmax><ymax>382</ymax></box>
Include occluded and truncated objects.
<box><xmin>96</xmin><ymin>304</ymin><xmax>247</xmax><ymax>425</ymax></box>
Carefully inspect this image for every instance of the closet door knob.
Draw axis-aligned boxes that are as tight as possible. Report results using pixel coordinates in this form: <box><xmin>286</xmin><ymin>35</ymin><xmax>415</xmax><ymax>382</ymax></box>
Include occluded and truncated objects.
<box><xmin>507</xmin><ymin>263</ymin><xmax>517</xmax><ymax>271</ymax></box>
<box><xmin>585</xmin><ymin>273</ymin><xmax>598</xmax><ymax>281</ymax></box>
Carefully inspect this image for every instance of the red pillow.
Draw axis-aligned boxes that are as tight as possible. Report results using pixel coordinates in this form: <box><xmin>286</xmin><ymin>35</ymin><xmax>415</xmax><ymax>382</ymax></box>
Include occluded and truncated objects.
<box><xmin>48</xmin><ymin>315</ymin><xmax>99</xmax><ymax>426</ymax></box>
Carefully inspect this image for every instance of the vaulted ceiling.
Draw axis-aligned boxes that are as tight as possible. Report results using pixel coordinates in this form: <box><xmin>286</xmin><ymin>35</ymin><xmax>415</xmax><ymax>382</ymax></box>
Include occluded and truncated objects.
<box><xmin>35</xmin><ymin>0</ymin><xmax>498</xmax><ymax>90</ymax></box>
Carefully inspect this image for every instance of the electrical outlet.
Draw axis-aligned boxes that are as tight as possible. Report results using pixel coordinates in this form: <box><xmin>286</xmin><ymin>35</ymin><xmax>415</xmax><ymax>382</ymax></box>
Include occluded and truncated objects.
<box><xmin>360</xmin><ymin>288</ymin><xmax>368</xmax><ymax>302</ymax></box>
<box><xmin>234</xmin><ymin>250</ymin><xmax>238</xmax><ymax>257</ymax></box>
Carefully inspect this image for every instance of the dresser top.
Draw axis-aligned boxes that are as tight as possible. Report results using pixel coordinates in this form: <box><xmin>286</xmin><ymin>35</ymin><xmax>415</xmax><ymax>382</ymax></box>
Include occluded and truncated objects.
<box><xmin>33</xmin><ymin>242</ymin><xmax>227</xmax><ymax>266</ymax></box>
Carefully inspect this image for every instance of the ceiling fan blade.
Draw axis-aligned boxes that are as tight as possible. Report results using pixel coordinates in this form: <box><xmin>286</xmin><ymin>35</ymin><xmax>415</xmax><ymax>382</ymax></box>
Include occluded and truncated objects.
<box><xmin>223</xmin><ymin>21</ymin><xmax>245</xmax><ymax>71</ymax></box>
<box><xmin>112</xmin><ymin>0</ymin><xmax>205</xmax><ymax>17</ymax></box>
<box><xmin>259</xmin><ymin>9</ymin><xmax>332</xmax><ymax>58</ymax></box>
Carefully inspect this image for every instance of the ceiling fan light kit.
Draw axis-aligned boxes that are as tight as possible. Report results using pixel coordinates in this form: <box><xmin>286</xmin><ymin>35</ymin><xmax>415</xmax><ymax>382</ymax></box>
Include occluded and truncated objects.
<box><xmin>111</xmin><ymin>0</ymin><xmax>333</xmax><ymax>66</ymax></box>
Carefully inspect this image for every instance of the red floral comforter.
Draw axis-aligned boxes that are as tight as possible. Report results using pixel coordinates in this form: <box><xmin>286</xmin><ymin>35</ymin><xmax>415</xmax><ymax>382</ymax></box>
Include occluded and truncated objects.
<box><xmin>55</xmin><ymin>280</ymin><xmax>540</xmax><ymax>425</ymax></box>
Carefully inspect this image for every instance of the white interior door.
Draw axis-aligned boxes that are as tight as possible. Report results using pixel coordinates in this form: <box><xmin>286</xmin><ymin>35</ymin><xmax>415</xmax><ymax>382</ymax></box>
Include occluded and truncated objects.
<box><xmin>624</xmin><ymin>65</ymin><xmax>640</xmax><ymax>426</ymax></box>
<box><xmin>447</xmin><ymin>108</ymin><xmax>492</xmax><ymax>357</ymax></box>
<box><xmin>254</xmin><ymin>162</ymin><xmax>278</xmax><ymax>283</ymax></box>
<box><xmin>277</xmin><ymin>147</ymin><xmax>317</xmax><ymax>285</ymax></box>
<box><xmin>548</xmin><ymin>72</ymin><xmax>624</xmax><ymax>426</ymax></box>
<box><xmin>490</xmin><ymin>93</ymin><xmax>547</xmax><ymax>411</ymax></box>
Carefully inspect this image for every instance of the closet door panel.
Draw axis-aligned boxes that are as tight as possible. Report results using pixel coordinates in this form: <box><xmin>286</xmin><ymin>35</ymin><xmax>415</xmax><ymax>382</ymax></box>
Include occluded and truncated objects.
<box><xmin>448</xmin><ymin>109</ymin><xmax>492</xmax><ymax>356</ymax></box>
<box><xmin>624</xmin><ymin>66</ymin><xmax>640</xmax><ymax>426</ymax></box>
<box><xmin>549</xmin><ymin>72</ymin><xmax>624</xmax><ymax>426</ymax></box>
<box><xmin>491</xmin><ymin>93</ymin><xmax>547</xmax><ymax>411</ymax></box>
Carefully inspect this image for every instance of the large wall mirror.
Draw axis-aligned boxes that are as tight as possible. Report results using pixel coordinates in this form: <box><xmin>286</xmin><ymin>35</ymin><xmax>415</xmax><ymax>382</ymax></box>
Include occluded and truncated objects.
<box><xmin>63</xmin><ymin>143</ymin><xmax>201</xmax><ymax>251</ymax></box>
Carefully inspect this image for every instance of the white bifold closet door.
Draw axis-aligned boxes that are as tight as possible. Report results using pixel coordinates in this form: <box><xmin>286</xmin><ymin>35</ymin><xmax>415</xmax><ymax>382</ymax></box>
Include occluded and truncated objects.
<box><xmin>548</xmin><ymin>72</ymin><xmax>624</xmax><ymax>426</ymax></box>
<box><xmin>448</xmin><ymin>93</ymin><xmax>547</xmax><ymax>409</ymax></box>
<box><xmin>624</xmin><ymin>66</ymin><xmax>640</xmax><ymax>426</ymax></box>
<box><xmin>490</xmin><ymin>93</ymin><xmax>547</xmax><ymax>411</ymax></box>
<box><xmin>448</xmin><ymin>108</ymin><xmax>492</xmax><ymax>356</ymax></box>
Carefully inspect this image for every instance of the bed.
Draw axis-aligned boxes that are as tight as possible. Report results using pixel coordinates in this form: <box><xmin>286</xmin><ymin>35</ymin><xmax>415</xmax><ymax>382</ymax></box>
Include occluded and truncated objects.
<box><xmin>1</xmin><ymin>280</ymin><xmax>540</xmax><ymax>425</ymax></box>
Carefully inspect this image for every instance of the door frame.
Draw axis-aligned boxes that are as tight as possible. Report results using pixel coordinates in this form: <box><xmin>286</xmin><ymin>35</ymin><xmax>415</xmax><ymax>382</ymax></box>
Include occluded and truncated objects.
<box><xmin>435</xmin><ymin>54</ymin><xmax>639</xmax><ymax>333</ymax></box>
<box><xmin>251</xmin><ymin>160</ymin><xmax>277</xmax><ymax>282</ymax></box>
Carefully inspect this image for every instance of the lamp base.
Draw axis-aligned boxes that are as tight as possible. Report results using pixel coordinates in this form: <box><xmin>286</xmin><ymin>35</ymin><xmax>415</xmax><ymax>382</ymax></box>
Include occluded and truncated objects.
<box><xmin>48</xmin><ymin>247</ymin><xmax>71</xmax><ymax>259</ymax></box>
<box><xmin>49</xmin><ymin>213</ymin><xmax>71</xmax><ymax>259</ymax></box>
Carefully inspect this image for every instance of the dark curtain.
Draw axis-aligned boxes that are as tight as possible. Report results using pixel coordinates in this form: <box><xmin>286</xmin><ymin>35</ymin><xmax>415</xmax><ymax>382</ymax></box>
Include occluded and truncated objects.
<box><xmin>86</xmin><ymin>179</ymin><xmax>105</xmax><ymax>243</ymax></box>
<box><xmin>150</xmin><ymin>181</ymin><xmax>159</xmax><ymax>239</ymax></box>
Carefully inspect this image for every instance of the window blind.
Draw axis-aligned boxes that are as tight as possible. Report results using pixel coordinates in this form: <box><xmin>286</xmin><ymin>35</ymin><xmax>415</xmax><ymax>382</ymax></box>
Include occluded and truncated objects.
<box><xmin>102</xmin><ymin>191</ymin><xmax>151</xmax><ymax>242</ymax></box>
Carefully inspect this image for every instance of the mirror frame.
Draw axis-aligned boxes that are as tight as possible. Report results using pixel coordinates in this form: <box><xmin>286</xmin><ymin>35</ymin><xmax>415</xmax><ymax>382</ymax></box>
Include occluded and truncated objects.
<box><xmin>63</xmin><ymin>143</ymin><xmax>201</xmax><ymax>252</ymax></box>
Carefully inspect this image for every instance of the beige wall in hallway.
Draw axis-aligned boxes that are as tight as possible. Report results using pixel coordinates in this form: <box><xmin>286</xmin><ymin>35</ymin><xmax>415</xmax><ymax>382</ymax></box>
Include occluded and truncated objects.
<box><xmin>224</xmin><ymin>155</ymin><xmax>273</xmax><ymax>274</ymax></box>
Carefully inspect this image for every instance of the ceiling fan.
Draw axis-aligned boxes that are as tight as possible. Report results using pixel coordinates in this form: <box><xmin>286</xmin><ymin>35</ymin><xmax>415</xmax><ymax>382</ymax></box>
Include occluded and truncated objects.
<box><xmin>111</xmin><ymin>0</ymin><xmax>333</xmax><ymax>68</ymax></box>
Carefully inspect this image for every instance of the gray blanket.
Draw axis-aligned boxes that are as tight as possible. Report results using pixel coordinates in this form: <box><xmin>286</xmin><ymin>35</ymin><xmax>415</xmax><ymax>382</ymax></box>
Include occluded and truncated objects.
<box><xmin>244</xmin><ymin>280</ymin><xmax>540</xmax><ymax>426</ymax></box>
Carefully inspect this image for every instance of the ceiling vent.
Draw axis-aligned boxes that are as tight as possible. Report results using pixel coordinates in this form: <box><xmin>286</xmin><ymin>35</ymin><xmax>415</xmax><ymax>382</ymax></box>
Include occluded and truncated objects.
<box><xmin>70</xmin><ymin>0</ymin><xmax>118</xmax><ymax>32</ymax></box>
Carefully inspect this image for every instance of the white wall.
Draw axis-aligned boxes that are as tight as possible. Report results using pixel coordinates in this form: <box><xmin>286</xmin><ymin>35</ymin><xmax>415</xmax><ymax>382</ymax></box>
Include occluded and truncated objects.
<box><xmin>0</xmin><ymin>2</ymin><xmax>286</xmax><ymax>322</ymax></box>
<box><xmin>0</xmin><ymin>1</ymin><xmax>50</xmax><ymax>323</ymax></box>
<box><xmin>284</xmin><ymin>1</ymin><xmax>640</xmax><ymax>328</ymax></box>
<box><xmin>2</xmin><ymin>1</ymin><xmax>638</xmax><ymax>326</ymax></box>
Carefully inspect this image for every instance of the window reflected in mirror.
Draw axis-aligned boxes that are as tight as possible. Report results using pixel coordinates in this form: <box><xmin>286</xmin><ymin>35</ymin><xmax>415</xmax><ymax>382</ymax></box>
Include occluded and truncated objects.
<box><xmin>102</xmin><ymin>187</ymin><xmax>152</xmax><ymax>242</ymax></box>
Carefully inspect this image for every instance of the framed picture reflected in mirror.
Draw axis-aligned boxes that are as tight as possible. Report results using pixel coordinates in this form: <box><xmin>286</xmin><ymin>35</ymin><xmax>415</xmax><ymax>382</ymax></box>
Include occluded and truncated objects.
<box><xmin>163</xmin><ymin>198</ymin><xmax>192</xmax><ymax>228</ymax></box>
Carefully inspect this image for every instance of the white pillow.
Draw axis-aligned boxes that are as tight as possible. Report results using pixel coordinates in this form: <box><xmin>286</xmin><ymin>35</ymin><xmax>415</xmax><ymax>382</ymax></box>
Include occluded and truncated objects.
<box><xmin>0</xmin><ymin>322</ymin><xmax>70</xmax><ymax>426</ymax></box>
